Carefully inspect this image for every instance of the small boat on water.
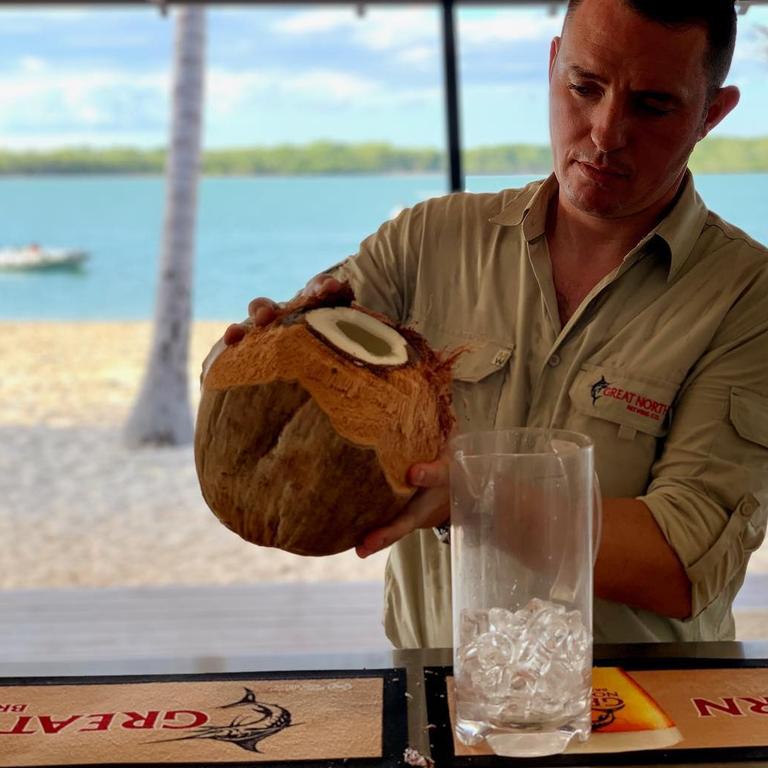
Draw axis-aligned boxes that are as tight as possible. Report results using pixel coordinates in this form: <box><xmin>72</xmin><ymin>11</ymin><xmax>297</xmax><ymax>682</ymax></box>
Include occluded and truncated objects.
<box><xmin>0</xmin><ymin>244</ymin><xmax>88</xmax><ymax>272</ymax></box>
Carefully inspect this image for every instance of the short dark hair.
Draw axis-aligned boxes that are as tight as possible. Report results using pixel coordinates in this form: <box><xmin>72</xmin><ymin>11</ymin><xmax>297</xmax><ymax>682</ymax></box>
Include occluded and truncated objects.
<box><xmin>564</xmin><ymin>0</ymin><xmax>737</xmax><ymax>96</ymax></box>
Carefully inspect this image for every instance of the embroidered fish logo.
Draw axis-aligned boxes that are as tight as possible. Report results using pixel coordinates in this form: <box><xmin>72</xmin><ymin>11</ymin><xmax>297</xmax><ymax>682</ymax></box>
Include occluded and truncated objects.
<box><xmin>591</xmin><ymin>376</ymin><xmax>609</xmax><ymax>406</ymax></box>
<box><xmin>157</xmin><ymin>687</ymin><xmax>295</xmax><ymax>753</ymax></box>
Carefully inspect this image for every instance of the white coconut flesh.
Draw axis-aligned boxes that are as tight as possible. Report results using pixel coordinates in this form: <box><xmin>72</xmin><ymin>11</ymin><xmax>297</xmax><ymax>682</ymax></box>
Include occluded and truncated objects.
<box><xmin>305</xmin><ymin>307</ymin><xmax>409</xmax><ymax>366</ymax></box>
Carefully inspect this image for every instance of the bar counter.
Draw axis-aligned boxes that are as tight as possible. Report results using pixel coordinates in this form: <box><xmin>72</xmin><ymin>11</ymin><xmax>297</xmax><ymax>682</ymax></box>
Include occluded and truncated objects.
<box><xmin>2</xmin><ymin>642</ymin><xmax>767</xmax><ymax>767</ymax></box>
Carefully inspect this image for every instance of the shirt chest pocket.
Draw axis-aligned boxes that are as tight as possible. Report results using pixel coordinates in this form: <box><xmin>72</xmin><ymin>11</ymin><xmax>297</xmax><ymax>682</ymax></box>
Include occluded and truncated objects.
<box><xmin>567</xmin><ymin>365</ymin><xmax>678</xmax><ymax>497</ymax></box>
<box><xmin>569</xmin><ymin>365</ymin><xmax>677</xmax><ymax>437</ymax></box>
<box><xmin>429</xmin><ymin>329</ymin><xmax>514</xmax><ymax>432</ymax></box>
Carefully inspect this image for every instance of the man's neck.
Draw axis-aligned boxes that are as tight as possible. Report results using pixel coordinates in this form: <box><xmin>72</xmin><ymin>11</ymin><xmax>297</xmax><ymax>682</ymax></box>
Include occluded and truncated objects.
<box><xmin>549</xmin><ymin>204</ymin><xmax>639</xmax><ymax>268</ymax></box>
<box><xmin>543</xmin><ymin>175</ymin><xmax>686</xmax><ymax>325</ymax></box>
<box><xmin>546</xmin><ymin>175</ymin><xmax>686</xmax><ymax>266</ymax></box>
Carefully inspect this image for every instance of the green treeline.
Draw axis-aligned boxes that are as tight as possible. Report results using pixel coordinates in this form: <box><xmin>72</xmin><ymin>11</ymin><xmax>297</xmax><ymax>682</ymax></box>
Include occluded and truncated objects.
<box><xmin>0</xmin><ymin>147</ymin><xmax>167</xmax><ymax>174</ymax></box>
<box><xmin>688</xmin><ymin>137</ymin><xmax>768</xmax><ymax>173</ymax></box>
<box><xmin>0</xmin><ymin>137</ymin><xmax>767</xmax><ymax>175</ymax></box>
<box><xmin>206</xmin><ymin>142</ymin><xmax>442</xmax><ymax>174</ymax></box>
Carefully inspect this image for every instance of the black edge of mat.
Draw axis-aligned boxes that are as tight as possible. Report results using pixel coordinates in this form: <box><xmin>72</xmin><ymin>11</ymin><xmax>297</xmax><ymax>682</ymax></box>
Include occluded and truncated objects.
<box><xmin>596</xmin><ymin>656</ymin><xmax>768</xmax><ymax>671</ymax></box>
<box><xmin>0</xmin><ymin>667</ymin><xmax>408</xmax><ymax>768</ymax></box>
<box><xmin>424</xmin><ymin>661</ymin><xmax>768</xmax><ymax>767</ymax></box>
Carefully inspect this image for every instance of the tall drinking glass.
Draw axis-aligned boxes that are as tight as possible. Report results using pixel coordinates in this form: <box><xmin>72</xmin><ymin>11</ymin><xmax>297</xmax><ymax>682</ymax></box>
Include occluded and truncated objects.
<box><xmin>450</xmin><ymin>428</ymin><xmax>601</xmax><ymax>757</ymax></box>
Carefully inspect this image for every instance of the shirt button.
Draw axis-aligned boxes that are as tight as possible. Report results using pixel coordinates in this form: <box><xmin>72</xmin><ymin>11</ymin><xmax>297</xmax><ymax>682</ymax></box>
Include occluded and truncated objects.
<box><xmin>548</xmin><ymin>353</ymin><xmax>561</xmax><ymax>368</ymax></box>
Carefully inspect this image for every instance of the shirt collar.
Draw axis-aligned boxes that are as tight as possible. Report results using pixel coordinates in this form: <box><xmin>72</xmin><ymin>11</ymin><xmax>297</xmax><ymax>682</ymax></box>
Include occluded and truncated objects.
<box><xmin>488</xmin><ymin>174</ymin><xmax>556</xmax><ymax>241</ymax></box>
<box><xmin>488</xmin><ymin>170</ymin><xmax>708</xmax><ymax>281</ymax></box>
<box><xmin>650</xmin><ymin>171</ymin><xmax>709</xmax><ymax>281</ymax></box>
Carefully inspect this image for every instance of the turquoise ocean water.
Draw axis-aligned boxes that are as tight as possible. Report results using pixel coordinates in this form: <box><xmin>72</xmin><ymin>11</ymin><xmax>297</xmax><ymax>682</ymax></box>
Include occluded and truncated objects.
<box><xmin>1</xmin><ymin>173</ymin><xmax>766</xmax><ymax>321</ymax></box>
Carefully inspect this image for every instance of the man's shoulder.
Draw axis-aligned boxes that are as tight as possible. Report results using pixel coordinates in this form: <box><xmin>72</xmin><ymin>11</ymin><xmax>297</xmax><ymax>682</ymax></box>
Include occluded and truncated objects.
<box><xmin>416</xmin><ymin>178</ymin><xmax>546</xmax><ymax>221</ymax></box>
<box><xmin>693</xmin><ymin>210</ymin><xmax>768</xmax><ymax>316</ymax></box>
<box><xmin>702</xmin><ymin>210</ymin><xmax>768</xmax><ymax>264</ymax></box>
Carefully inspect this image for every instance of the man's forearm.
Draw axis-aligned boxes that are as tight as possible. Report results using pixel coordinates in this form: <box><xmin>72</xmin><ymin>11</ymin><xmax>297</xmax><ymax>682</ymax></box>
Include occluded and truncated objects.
<box><xmin>594</xmin><ymin>498</ymin><xmax>692</xmax><ymax>620</ymax></box>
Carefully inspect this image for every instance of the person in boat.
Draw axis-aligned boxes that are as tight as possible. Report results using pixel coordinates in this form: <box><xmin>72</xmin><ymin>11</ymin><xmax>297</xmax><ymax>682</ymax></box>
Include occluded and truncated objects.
<box><xmin>223</xmin><ymin>0</ymin><xmax>768</xmax><ymax>646</ymax></box>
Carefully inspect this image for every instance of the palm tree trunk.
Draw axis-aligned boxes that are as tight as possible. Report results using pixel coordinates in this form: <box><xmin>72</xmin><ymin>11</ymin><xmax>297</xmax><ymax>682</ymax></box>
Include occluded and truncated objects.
<box><xmin>124</xmin><ymin>5</ymin><xmax>206</xmax><ymax>447</ymax></box>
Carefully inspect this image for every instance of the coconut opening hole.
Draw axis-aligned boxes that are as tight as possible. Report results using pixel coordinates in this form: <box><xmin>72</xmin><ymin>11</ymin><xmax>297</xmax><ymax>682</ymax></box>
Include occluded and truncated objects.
<box><xmin>335</xmin><ymin>320</ymin><xmax>393</xmax><ymax>358</ymax></box>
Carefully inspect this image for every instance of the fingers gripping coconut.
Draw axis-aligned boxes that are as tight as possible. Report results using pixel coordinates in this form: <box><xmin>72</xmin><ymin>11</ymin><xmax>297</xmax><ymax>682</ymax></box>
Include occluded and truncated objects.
<box><xmin>194</xmin><ymin>280</ymin><xmax>459</xmax><ymax>556</ymax></box>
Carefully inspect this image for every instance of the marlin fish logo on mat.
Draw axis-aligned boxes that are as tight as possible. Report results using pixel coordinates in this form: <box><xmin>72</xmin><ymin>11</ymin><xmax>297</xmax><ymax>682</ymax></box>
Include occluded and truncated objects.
<box><xmin>156</xmin><ymin>687</ymin><xmax>295</xmax><ymax>753</ymax></box>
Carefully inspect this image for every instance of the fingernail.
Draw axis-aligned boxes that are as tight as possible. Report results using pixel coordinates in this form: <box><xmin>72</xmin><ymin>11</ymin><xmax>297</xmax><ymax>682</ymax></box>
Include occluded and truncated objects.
<box><xmin>414</xmin><ymin>469</ymin><xmax>426</xmax><ymax>484</ymax></box>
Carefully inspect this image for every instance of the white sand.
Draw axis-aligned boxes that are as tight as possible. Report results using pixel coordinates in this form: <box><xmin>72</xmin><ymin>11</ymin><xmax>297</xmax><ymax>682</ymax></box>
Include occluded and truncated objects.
<box><xmin>0</xmin><ymin>321</ymin><xmax>389</xmax><ymax>589</ymax></box>
<box><xmin>1</xmin><ymin>320</ymin><xmax>766</xmax><ymax>591</ymax></box>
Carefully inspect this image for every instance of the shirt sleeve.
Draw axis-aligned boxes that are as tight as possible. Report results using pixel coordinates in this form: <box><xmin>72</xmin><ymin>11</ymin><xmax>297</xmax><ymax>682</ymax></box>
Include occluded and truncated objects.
<box><xmin>329</xmin><ymin>203</ymin><xmax>425</xmax><ymax>324</ymax></box>
<box><xmin>639</xmin><ymin>270</ymin><xmax>768</xmax><ymax>620</ymax></box>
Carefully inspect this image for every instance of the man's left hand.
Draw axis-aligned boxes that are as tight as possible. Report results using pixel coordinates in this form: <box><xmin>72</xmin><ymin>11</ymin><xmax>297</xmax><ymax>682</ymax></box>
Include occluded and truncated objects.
<box><xmin>355</xmin><ymin>457</ymin><xmax>450</xmax><ymax>558</ymax></box>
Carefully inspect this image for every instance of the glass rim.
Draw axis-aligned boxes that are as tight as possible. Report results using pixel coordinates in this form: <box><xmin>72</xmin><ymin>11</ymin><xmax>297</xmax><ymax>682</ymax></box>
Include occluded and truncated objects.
<box><xmin>449</xmin><ymin>427</ymin><xmax>594</xmax><ymax>456</ymax></box>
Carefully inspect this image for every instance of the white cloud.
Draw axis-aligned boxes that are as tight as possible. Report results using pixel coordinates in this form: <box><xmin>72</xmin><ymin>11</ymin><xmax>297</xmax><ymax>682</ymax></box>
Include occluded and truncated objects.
<box><xmin>273</xmin><ymin>8</ymin><xmax>356</xmax><ymax>36</ymax></box>
<box><xmin>207</xmin><ymin>65</ymin><xmax>439</xmax><ymax>113</ymax></box>
<box><xmin>206</xmin><ymin>66</ymin><xmax>378</xmax><ymax>112</ymax></box>
<box><xmin>397</xmin><ymin>45</ymin><xmax>437</xmax><ymax>66</ymax></box>
<box><xmin>282</xmin><ymin>69</ymin><xmax>377</xmax><ymax>101</ymax></box>
<box><xmin>0</xmin><ymin>59</ymin><xmax>438</xmax><ymax>148</ymax></box>
<box><xmin>0</xmin><ymin>7</ymin><xmax>95</xmax><ymax>34</ymax></box>
<box><xmin>734</xmin><ymin>37</ymin><xmax>768</xmax><ymax>64</ymax></box>
<box><xmin>272</xmin><ymin>7</ymin><xmax>561</xmax><ymax>53</ymax></box>
<box><xmin>206</xmin><ymin>69</ymin><xmax>272</xmax><ymax>113</ymax></box>
<box><xmin>0</xmin><ymin>67</ymin><xmax>168</xmax><ymax>139</ymax></box>
<box><xmin>273</xmin><ymin>8</ymin><xmax>435</xmax><ymax>51</ymax></box>
<box><xmin>460</xmin><ymin>12</ymin><xmax>562</xmax><ymax>45</ymax></box>
<box><xmin>0</xmin><ymin>7</ymin><xmax>92</xmax><ymax>22</ymax></box>
<box><xmin>19</xmin><ymin>56</ymin><xmax>46</xmax><ymax>73</ymax></box>
<box><xmin>352</xmin><ymin>10</ymin><xmax>435</xmax><ymax>51</ymax></box>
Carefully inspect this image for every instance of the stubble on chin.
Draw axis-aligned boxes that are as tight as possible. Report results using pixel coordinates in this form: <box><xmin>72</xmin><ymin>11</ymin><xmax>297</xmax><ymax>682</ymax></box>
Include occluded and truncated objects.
<box><xmin>560</xmin><ymin>170</ymin><xmax>623</xmax><ymax>219</ymax></box>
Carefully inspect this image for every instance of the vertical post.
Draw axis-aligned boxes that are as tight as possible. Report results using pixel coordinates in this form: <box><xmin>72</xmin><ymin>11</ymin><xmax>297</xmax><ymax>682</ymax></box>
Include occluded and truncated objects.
<box><xmin>441</xmin><ymin>0</ymin><xmax>463</xmax><ymax>192</ymax></box>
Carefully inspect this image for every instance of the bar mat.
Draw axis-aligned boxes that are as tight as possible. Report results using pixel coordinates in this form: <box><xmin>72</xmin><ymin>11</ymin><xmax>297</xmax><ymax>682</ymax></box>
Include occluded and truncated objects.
<box><xmin>0</xmin><ymin>668</ymin><xmax>407</xmax><ymax>768</ymax></box>
<box><xmin>425</xmin><ymin>657</ymin><xmax>768</xmax><ymax>765</ymax></box>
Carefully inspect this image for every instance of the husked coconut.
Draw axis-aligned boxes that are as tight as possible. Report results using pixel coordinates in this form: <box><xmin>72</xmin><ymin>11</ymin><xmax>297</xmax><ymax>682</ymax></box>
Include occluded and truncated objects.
<box><xmin>194</xmin><ymin>284</ymin><xmax>458</xmax><ymax>556</ymax></box>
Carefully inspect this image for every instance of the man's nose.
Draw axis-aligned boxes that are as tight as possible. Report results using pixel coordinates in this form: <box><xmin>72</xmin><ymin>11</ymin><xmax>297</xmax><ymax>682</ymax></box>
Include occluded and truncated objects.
<box><xmin>590</xmin><ymin>97</ymin><xmax>628</xmax><ymax>153</ymax></box>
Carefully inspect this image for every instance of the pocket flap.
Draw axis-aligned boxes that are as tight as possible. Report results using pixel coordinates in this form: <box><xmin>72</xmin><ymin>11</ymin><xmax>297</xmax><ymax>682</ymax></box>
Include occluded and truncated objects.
<box><xmin>428</xmin><ymin>330</ymin><xmax>513</xmax><ymax>383</ymax></box>
<box><xmin>730</xmin><ymin>388</ymin><xmax>768</xmax><ymax>449</ymax></box>
<box><xmin>569</xmin><ymin>365</ymin><xmax>677</xmax><ymax>438</ymax></box>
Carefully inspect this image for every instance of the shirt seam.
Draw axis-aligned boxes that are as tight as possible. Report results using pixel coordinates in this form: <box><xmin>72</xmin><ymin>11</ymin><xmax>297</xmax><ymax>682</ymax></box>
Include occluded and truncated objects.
<box><xmin>703</xmin><ymin>218</ymin><xmax>768</xmax><ymax>257</ymax></box>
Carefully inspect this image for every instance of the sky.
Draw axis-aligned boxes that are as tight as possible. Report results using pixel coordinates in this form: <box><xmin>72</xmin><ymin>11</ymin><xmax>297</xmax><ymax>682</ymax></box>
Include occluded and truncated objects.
<box><xmin>0</xmin><ymin>3</ymin><xmax>766</xmax><ymax>150</ymax></box>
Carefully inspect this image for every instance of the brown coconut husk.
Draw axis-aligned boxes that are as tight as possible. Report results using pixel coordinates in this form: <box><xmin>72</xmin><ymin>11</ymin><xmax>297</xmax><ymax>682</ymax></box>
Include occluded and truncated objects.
<box><xmin>194</xmin><ymin>284</ymin><xmax>460</xmax><ymax>556</ymax></box>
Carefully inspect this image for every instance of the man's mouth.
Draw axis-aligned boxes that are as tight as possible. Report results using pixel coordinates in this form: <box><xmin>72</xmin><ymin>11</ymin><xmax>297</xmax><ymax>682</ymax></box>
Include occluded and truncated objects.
<box><xmin>575</xmin><ymin>160</ymin><xmax>630</xmax><ymax>182</ymax></box>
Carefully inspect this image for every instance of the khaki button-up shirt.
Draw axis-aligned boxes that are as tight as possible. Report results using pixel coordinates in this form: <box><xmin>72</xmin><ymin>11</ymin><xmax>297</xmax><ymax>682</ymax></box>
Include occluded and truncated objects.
<box><xmin>335</xmin><ymin>172</ymin><xmax>768</xmax><ymax>647</ymax></box>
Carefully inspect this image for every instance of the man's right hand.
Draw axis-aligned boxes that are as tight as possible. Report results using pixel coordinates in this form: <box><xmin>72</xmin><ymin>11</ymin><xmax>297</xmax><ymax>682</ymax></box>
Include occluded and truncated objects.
<box><xmin>223</xmin><ymin>274</ymin><xmax>345</xmax><ymax>346</ymax></box>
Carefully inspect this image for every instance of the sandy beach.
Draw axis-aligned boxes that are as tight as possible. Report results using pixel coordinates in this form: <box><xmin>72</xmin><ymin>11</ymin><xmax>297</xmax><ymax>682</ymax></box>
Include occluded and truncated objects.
<box><xmin>0</xmin><ymin>320</ymin><xmax>390</xmax><ymax>589</ymax></box>
<box><xmin>2</xmin><ymin>319</ymin><xmax>766</xmax><ymax>592</ymax></box>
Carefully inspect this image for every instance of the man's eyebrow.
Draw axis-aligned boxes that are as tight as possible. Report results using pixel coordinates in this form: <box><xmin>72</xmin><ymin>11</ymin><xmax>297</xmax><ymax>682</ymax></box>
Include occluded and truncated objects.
<box><xmin>568</xmin><ymin>65</ymin><xmax>607</xmax><ymax>83</ymax></box>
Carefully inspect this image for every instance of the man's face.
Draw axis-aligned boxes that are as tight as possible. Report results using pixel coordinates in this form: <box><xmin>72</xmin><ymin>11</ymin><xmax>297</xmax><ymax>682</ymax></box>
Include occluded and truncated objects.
<box><xmin>549</xmin><ymin>0</ymin><xmax>726</xmax><ymax>220</ymax></box>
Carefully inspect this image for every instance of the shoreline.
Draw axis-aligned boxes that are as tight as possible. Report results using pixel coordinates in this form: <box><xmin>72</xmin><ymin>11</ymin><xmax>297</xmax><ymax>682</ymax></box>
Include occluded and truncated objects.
<box><xmin>2</xmin><ymin>320</ymin><xmax>766</xmax><ymax>591</ymax></box>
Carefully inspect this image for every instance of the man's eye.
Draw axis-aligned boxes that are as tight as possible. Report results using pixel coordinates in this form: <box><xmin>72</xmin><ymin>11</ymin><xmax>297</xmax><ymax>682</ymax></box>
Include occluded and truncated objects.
<box><xmin>567</xmin><ymin>83</ymin><xmax>593</xmax><ymax>96</ymax></box>
<box><xmin>639</xmin><ymin>102</ymin><xmax>672</xmax><ymax>116</ymax></box>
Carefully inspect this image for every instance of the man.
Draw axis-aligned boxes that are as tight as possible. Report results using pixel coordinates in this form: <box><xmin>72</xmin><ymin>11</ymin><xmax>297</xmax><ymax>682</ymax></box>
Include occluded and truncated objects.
<box><xmin>222</xmin><ymin>0</ymin><xmax>768</xmax><ymax>646</ymax></box>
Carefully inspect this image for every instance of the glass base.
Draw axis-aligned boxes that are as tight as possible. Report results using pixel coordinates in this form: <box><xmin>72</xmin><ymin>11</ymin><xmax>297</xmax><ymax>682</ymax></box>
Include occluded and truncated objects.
<box><xmin>456</xmin><ymin>710</ymin><xmax>591</xmax><ymax>758</ymax></box>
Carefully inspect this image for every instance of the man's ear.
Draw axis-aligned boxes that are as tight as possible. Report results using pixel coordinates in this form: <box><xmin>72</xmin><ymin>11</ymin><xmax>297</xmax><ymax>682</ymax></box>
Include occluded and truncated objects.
<box><xmin>699</xmin><ymin>85</ymin><xmax>740</xmax><ymax>140</ymax></box>
<box><xmin>549</xmin><ymin>36</ymin><xmax>561</xmax><ymax>82</ymax></box>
